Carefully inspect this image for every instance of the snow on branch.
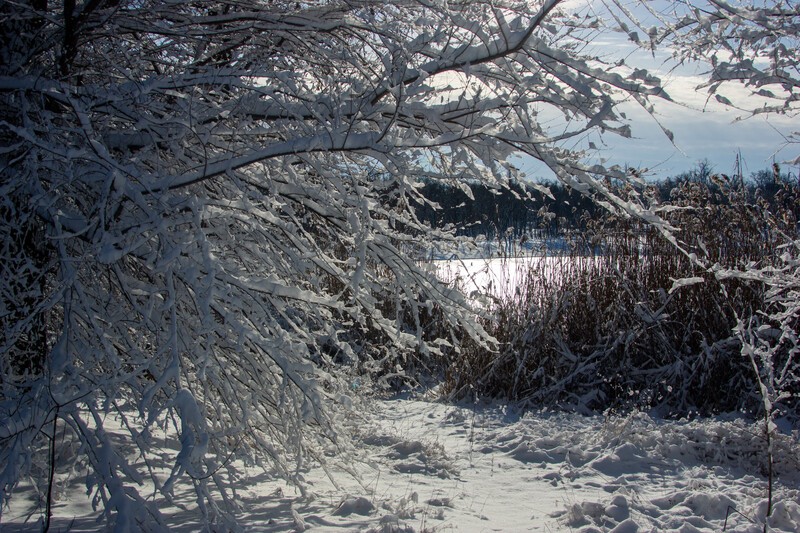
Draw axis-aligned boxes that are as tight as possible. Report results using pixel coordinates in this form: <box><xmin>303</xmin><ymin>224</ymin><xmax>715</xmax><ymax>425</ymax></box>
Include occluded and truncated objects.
<box><xmin>3</xmin><ymin>0</ymin><xmax>796</xmax><ymax>530</ymax></box>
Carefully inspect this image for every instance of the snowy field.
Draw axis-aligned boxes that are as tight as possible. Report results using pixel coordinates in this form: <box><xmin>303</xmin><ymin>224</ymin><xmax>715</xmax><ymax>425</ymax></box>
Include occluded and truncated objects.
<box><xmin>3</xmin><ymin>395</ymin><xmax>799</xmax><ymax>532</ymax></box>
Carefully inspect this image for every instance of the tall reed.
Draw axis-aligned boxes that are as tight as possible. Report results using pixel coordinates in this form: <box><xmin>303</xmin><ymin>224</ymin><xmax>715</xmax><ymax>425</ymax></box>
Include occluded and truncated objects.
<box><xmin>444</xmin><ymin>176</ymin><xmax>796</xmax><ymax>416</ymax></box>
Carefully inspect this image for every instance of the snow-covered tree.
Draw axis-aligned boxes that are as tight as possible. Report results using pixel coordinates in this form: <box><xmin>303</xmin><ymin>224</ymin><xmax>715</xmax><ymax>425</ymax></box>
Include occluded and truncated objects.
<box><xmin>1</xmin><ymin>0</ymin><xmax>797</xmax><ymax>529</ymax></box>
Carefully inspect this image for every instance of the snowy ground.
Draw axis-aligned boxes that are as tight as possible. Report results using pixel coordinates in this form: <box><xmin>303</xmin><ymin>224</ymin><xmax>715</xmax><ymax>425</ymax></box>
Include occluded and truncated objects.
<box><xmin>4</xmin><ymin>395</ymin><xmax>800</xmax><ymax>532</ymax></box>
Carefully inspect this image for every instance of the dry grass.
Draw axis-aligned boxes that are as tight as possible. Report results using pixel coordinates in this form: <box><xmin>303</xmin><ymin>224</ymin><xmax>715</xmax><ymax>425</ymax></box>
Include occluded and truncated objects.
<box><xmin>443</xmin><ymin>176</ymin><xmax>798</xmax><ymax>416</ymax></box>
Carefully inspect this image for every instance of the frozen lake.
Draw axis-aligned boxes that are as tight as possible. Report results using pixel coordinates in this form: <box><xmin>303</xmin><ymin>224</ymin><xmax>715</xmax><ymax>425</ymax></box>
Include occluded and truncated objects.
<box><xmin>433</xmin><ymin>254</ymin><xmax>600</xmax><ymax>299</ymax></box>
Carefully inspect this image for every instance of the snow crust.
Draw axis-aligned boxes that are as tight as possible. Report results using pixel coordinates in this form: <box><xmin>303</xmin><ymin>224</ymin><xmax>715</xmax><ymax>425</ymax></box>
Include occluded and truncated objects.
<box><xmin>3</xmin><ymin>396</ymin><xmax>798</xmax><ymax>532</ymax></box>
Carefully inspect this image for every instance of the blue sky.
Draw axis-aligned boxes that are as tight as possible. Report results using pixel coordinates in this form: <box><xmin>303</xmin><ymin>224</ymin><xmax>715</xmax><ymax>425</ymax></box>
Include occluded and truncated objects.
<box><xmin>516</xmin><ymin>0</ymin><xmax>798</xmax><ymax>181</ymax></box>
<box><xmin>591</xmin><ymin>66</ymin><xmax>797</xmax><ymax>178</ymax></box>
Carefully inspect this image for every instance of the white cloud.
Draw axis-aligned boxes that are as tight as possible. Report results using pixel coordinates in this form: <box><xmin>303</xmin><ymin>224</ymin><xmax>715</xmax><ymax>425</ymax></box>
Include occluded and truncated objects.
<box><xmin>576</xmin><ymin>16</ymin><xmax>798</xmax><ymax>177</ymax></box>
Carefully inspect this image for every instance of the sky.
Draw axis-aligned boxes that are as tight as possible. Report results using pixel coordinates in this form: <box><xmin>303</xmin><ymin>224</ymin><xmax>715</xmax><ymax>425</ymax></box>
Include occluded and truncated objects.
<box><xmin>515</xmin><ymin>0</ymin><xmax>799</xmax><ymax>182</ymax></box>
<box><xmin>577</xmin><ymin>63</ymin><xmax>799</xmax><ymax>179</ymax></box>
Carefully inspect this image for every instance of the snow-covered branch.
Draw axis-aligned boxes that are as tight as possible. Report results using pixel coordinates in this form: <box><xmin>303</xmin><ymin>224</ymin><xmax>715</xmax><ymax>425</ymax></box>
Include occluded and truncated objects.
<box><xmin>3</xmin><ymin>0</ymin><xmax>796</xmax><ymax>530</ymax></box>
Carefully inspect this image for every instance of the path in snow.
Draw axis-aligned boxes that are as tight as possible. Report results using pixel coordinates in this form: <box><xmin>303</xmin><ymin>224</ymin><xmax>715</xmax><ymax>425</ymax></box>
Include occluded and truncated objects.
<box><xmin>301</xmin><ymin>397</ymin><xmax>800</xmax><ymax>532</ymax></box>
<box><xmin>3</xmin><ymin>396</ymin><xmax>799</xmax><ymax>532</ymax></box>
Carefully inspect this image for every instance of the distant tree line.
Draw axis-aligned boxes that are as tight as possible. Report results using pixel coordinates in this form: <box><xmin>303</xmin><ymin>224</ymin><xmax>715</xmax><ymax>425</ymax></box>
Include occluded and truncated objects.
<box><xmin>416</xmin><ymin>160</ymin><xmax>800</xmax><ymax>238</ymax></box>
<box><xmin>658</xmin><ymin>160</ymin><xmax>800</xmax><ymax>213</ymax></box>
<box><xmin>414</xmin><ymin>178</ymin><xmax>599</xmax><ymax>239</ymax></box>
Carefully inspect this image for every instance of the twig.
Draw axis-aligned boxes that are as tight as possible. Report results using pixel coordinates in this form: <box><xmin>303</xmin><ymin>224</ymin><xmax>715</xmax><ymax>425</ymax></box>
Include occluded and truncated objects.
<box><xmin>723</xmin><ymin>504</ymin><xmax>756</xmax><ymax>531</ymax></box>
<box><xmin>43</xmin><ymin>404</ymin><xmax>59</xmax><ymax>533</ymax></box>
